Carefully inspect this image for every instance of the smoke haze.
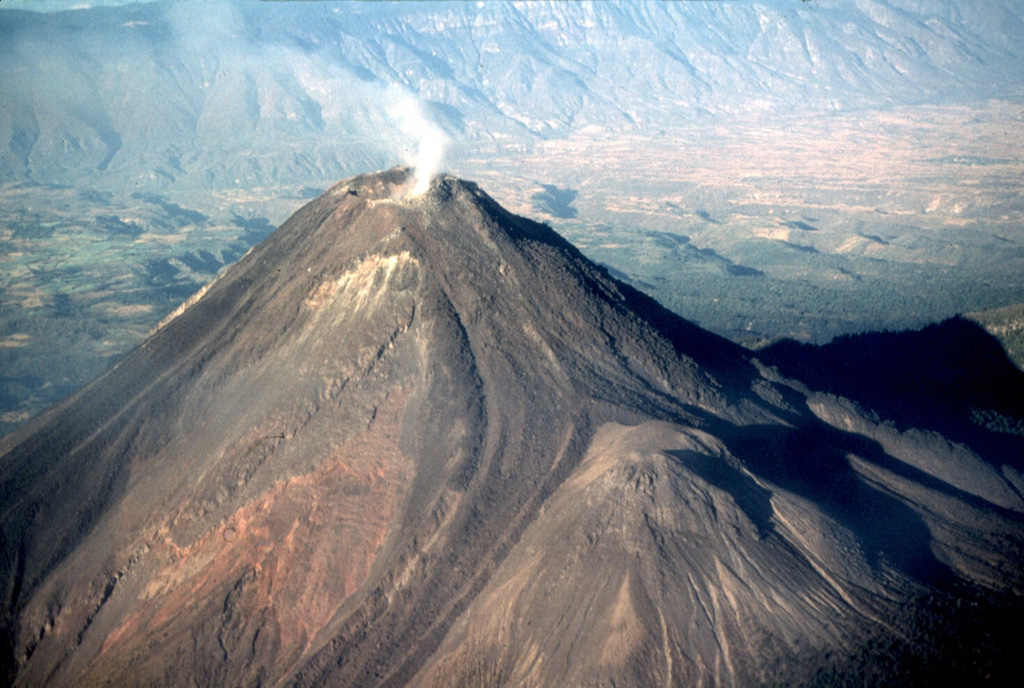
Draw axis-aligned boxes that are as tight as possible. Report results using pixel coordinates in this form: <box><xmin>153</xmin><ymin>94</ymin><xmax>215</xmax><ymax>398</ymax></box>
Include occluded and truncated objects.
<box><xmin>387</xmin><ymin>88</ymin><xmax>448</xmax><ymax>196</ymax></box>
<box><xmin>90</xmin><ymin>0</ymin><xmax>451</xmax><ymax>189</ymax></box>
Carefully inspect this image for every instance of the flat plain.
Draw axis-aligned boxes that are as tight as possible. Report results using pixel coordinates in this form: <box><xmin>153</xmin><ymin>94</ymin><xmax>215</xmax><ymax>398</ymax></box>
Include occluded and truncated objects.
<box><xmin>3</xmin><ymin>101</ymin><xmax>1023</xmax><ymax>435</ymax></box>
<box><xmin>462</xmin><ymin>102</ymin><xmax>1024</xmax><ymax>343</ymax></box>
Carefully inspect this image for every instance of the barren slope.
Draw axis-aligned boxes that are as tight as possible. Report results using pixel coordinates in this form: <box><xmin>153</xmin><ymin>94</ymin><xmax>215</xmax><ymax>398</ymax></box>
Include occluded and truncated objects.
<box><xmin>1</xmin><ymin>168</ymin><xmax>1022</xmax><ymax>687</ymax></box>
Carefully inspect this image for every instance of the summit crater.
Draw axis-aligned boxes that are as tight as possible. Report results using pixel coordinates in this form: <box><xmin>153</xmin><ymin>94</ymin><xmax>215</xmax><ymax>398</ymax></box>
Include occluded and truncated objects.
<box><xmin>1</xmin><ymin>169</ymin><xmax>1022</xmax><ymax>687</ymax></box>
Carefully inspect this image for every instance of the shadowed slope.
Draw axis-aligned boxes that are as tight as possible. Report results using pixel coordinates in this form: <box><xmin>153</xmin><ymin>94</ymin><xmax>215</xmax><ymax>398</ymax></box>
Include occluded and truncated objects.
<box><xmin>761</xmin><ymin>317</ymin><xmax>1024</xmax><ymax>470</ymax></box>
<box><xmin>0</xmin><ymin>167</ymin><xmax>747</xmax><ymax>686</ymax></box>
<box><xmin>1</xmin><ymin>168</ymin><xmax>1022</xmax><ymax>687</ymax></box>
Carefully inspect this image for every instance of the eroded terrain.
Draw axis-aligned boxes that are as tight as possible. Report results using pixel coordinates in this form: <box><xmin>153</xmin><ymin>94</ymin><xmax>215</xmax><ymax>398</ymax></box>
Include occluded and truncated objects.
<box><xmin>3</xmin><ymin>103</ymin><xmax>1023</xmax><ymax>435</ymax></box>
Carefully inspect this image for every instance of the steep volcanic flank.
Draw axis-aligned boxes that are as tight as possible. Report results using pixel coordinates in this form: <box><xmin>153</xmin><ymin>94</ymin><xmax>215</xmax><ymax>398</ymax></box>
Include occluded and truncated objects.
<box><xmin>2</xmin><ymin>168</ymin><xmax>1024</xmax><ymax>687</ymax></box>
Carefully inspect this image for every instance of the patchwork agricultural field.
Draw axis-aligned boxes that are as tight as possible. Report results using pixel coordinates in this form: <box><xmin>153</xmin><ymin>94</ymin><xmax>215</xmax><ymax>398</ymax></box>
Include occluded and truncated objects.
<box><xmin>0</xmin><ymin>184</ymin><xmax>311</xmax><ymax>433</ymax></box>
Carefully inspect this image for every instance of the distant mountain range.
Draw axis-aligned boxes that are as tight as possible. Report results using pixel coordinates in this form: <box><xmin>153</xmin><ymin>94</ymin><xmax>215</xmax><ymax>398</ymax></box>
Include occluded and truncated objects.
<box><xmin>2</xmin><ymin>0</ymin><xmax>1022</xmax><ymax>190</ymax></box>
<box><xmin>2</xmin><ymin>168</ymin><xmax>1022</xmax><ymax>686</ymax></box>
<box><xmin>1</xmin><ymin>0</ymin><xmax>1022</xmax><ymax>439</ymax></box>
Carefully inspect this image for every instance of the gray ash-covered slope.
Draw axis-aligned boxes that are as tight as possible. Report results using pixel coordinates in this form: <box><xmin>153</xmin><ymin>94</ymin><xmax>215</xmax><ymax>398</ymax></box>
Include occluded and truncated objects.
<box><xmin>2</xmin><ymin>168</ymin><xmax>1024</xmax><ymax>687</ymax></box>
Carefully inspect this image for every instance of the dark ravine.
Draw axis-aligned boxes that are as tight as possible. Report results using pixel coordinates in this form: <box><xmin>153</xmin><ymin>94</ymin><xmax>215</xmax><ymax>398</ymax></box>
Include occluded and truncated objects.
<box><xmin>2</xmin><ymin>168</ymin><xmax>1023</xmax><ymax>687</ymax></box>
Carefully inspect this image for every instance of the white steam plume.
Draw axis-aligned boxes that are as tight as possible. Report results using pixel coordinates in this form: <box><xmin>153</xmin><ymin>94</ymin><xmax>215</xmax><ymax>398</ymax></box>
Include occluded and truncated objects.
<box><xmin>387</xmin><ymin>88</ymin><xmax>447</xmax><ymax>197</ymax></box>
<box><xmin>154</xmin><ymin>1</ymin><xmax>452</xmax><ymax>195</ymax></box>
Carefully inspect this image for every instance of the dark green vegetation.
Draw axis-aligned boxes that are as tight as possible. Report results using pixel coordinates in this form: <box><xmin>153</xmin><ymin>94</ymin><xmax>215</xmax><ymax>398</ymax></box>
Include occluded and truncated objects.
<box><xmin>762</xmin><ymin>317</ymin><xmax>1024</xmax><ymax>439</ymax></box>
<box><xmin>5</xmin><ymin>157</ymin><xmax>1022</xmax><ymax>436</ymax></box>
<box><xmin>1</xmin><ymin>0</ymin><xmax>1023</xmax><ymax>435</ymax></box>
<box><xmin>0</xmin><ymin>1</ymin><xmax>1020</xmax><ymax>683</ymax></box>
<box><xmin>0</xmin><ymin>183</ymin><xmax>308</xmax><ymax>435</ymax></box>
<box><xmin>968</xmin><ymin>303</ymin><xmax>1024</xmax><ymax>370</ymax></box>
<box><xmin>566</xmin><ymin>221</ymin><xmax>1024</xmax><ymax>349</ymax></box>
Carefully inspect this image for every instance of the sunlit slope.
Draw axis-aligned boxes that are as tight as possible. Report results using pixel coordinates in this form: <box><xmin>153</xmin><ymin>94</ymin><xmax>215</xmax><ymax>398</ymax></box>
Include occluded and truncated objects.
<box><xmin>2</xmin><ymin>169</ymin><xmax>1021</xmax><ymax>687</ymax></box>
<box><xmin>1</xmin><ymin>0</ymin><xmax>1021</xmax><ymax>190</ymax></box>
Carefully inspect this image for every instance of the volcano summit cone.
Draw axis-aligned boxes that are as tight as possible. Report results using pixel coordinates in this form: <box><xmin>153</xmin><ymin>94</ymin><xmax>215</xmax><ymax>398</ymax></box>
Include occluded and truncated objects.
<box><xmin>2</xmin><ymin>168</ymin><xmax>1023</xmax><ymax>687</ymax></box>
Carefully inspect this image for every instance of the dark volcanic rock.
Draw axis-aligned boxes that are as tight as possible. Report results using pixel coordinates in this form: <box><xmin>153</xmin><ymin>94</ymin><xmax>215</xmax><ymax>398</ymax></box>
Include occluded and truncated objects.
<box><xmin>2</xmin><ymin>168</ymin><xmax>1023</xmax><ymax>687</ymax></box>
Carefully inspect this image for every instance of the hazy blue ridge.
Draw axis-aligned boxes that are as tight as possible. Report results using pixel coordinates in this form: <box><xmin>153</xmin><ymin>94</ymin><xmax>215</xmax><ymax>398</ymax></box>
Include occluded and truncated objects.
<box><xmin>1</xmin><ymin>0</ymin><xmax>1022</xmax><ymax>189</ymax></box>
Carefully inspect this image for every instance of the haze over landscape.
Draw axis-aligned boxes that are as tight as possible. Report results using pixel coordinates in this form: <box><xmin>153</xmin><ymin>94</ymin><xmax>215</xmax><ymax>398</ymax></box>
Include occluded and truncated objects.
<box><xmin>1</xmin><ymin>1</ymin><xmax>1023</xmax><ymax>686</ymax></box>
<box><xmin>1</xmin><ymin>165</ymin><xmax>1022</xmax><ymax>687</ymax></box>
<box><xmin>1</xmin><ymin>0</ymin><xmax>1023</xmax><ymax>434</ymax></box>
